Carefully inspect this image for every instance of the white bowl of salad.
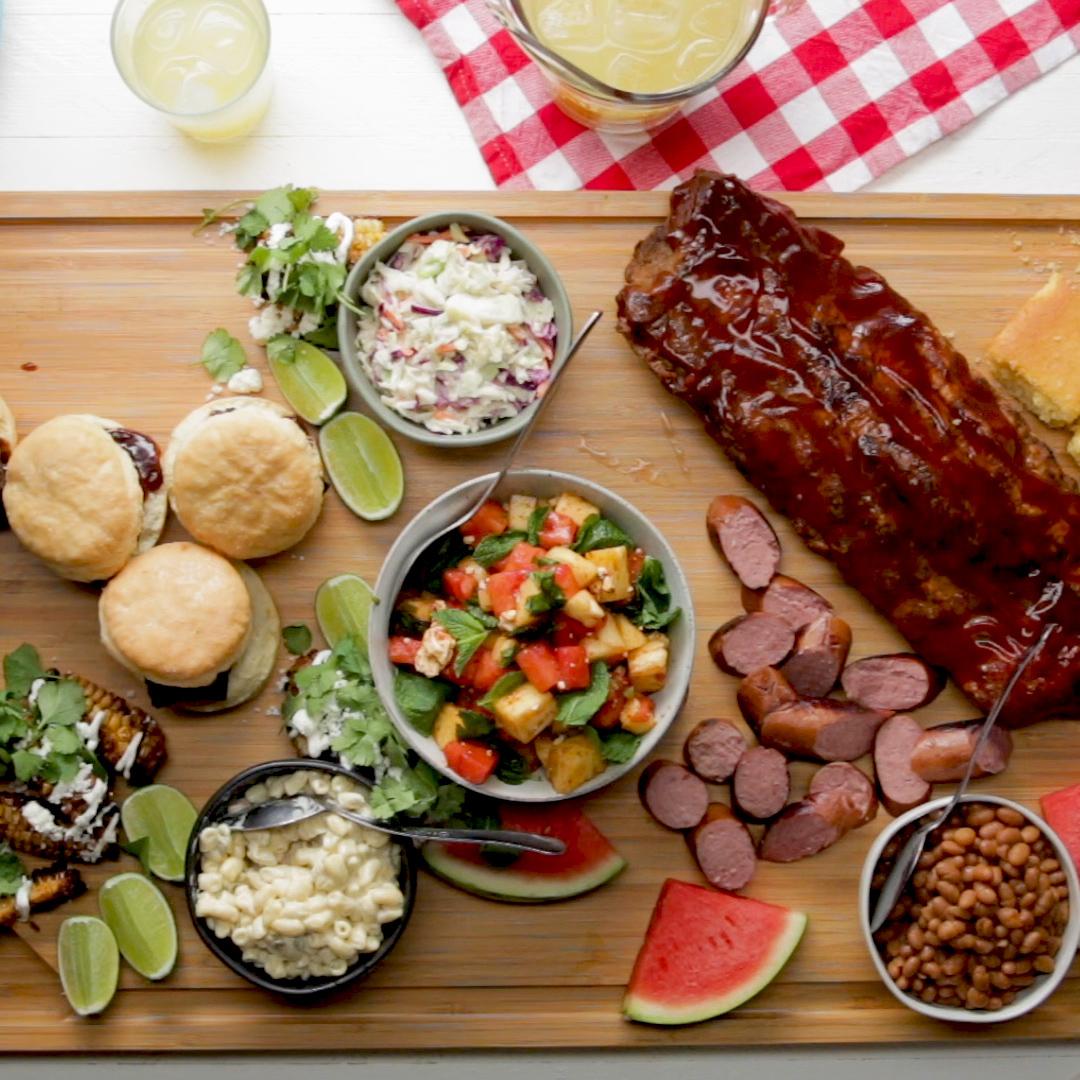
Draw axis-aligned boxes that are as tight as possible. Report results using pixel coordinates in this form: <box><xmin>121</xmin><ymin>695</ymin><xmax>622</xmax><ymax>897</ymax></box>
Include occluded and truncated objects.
<box><xmin>370</xmin><ymin>468</ymin><xmax>695</xmax><ymax>802</ymax></box>
<box><xmin>337</xmin><ymin>212</ymin><xmax>572</xmax><ymax>447</ymax></box>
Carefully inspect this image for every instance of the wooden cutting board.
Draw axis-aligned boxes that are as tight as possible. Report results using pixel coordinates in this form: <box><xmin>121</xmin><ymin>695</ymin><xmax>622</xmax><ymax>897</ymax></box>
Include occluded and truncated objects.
<box><xmin>3</xmin><ymin>190</ymin><xmax>1080</xmax><ymax>1051</ymax></box>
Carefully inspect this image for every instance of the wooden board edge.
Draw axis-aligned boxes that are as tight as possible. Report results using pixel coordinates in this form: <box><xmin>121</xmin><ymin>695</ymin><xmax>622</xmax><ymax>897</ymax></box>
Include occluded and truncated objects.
<box><xmin>4</xmin><ymin>190</ymin><xmax>1080</xmax><ymax>223</ymax></box>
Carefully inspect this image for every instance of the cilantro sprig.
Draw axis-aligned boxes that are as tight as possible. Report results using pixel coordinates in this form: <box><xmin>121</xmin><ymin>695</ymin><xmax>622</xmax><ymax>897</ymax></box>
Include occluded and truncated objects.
<box><xmin>201</xmin><ymin>328</ymin><xmax>248</xmax><ymax>382</ymax></box>
<box><xmin>0</xmin><ymin>845</ymin><xmax>27</xmax><ymax>897</ymax></box>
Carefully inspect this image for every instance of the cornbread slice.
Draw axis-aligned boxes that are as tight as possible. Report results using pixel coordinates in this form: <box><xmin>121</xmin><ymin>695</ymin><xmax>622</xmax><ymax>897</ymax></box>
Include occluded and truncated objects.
<box><xmin>987</xmin><ymin>271</ymin><xmax>1080</xmax><ymax>427</ymax></box>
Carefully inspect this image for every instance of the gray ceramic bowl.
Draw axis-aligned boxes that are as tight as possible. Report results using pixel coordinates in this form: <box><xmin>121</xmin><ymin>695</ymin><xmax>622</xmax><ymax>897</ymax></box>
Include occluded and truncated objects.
<box><xmin>337</xmin><ymin>211</ymin><xmax>573</xmax><ymax>448</ymax></box>
<box><xmin>370</xmin><ymin>468</ymin><xmax>695</xmax><ymax>801</ymax></box>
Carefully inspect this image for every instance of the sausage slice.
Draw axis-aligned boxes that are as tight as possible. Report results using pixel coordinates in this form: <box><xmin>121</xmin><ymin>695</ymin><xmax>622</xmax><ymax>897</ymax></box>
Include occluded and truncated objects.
<box><xmin>807</xmin><ymin>762</ymin><xmax>878</xmax><ymax>831</ymax></box>
<box><xmin>841</xmin><ymin>654</ymin><xmax>944</xmax><ymax>712</ymax></box>
<box><xmin>737</xmin><ymin>666</ymin><xmax>798</xmax><ymax>731</ymax></box>
<box><xmin>781</xmin><ymin>612</ymin><xmax>852</xmax><ymax>697</ymax></box>
<box><xmin>706</xmin><ymin>494</ymin><xmax>781</xmax><ymax>590</ymax></box>
<box><xmin>759</xmin><ymin>699</ymin><xmax>887</xmax><ymax>762</ymax></box>
<box><xmin>741</xmin><ymin>574</ymin><xmax>832</xmax><ymax>632</ymax></box>
<box><xmin>732</xmin><ymin>746</ymin><xmax>790</xmax><ymax>822</ymax></box>
<box><xmin>873</xmin><ymin>713</ymin><xmax>932</xmax><ymax>817</ymax></box>
<box><xmin>709</xmin><ymin>612</ymin><xmax>795</xmax><ymax>676</ymax></box>
<box><xmin>689</xmin><ymin>803</ymin><xmax>757</xmax><ymax>891</ymax></box>
<box><xmin>638</xmin><ymin>760</ymin><xmax>709</xmax><ymax>830</ymax></box>
<box><xmin>909</xmin><ymin>720</ymin><xmax>1013</xmax><ymax>783</ymax></box>
<box><xmin>684</xmin><ymin>718</ymin><xmax>747</xmax><ymax>783</ymax></box>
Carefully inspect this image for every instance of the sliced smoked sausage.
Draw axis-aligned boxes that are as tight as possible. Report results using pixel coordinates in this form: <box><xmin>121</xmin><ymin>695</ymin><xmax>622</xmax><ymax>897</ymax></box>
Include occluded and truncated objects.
<box><xmin>873</xmin><ymin>713</ymin><xmax>932</xmax><ymax>817</ymax></box>
<box><xmin>737</xmin><ymin>666</ymin><xmax>798</xmax><ymax>731</ymax></box>
<box><xmin>741</xmin><ymin>574</ymin><xmax>832</xmax><ymax>632</ymax></box>
<box><xmin>760</xmin><ymin>762</ymin><xmax>877</xmax><ymax>863</ymax></box>
<box><xmin>638</xmin><ymin>760</ymin><xmax>709</xmax><ymax>830</ymax></box>
<box><xmin>689</xmin><ymin>803</ymin><xmax>757</xmax><ymax>891</ymax></box>
<box><xmin>841</xmin><ymin>653</ymin><xmax>944</xmax><ymax>712</ymax></box>
<box><xmin>709</xmin><ymin>612</ymin><xmax>795</xmax><ymax>676</ymax></box>
<box><xmin>706</xmin><ymin>494</ymin><xmax>781</xmax><ymax>590</ymax></box>
<box><xmin>683</xmin><ymin>718</ymin><xmax>747</xmax><ymax>783</ymax></box>
<box><xmin>759</xmin><ymin>699</ymin><xmax>888</xmax><ymax>762</ymax></box>
<box><xmin>781</xmin><ymin>612</ymin><xmax>852</xmax><ymax>697</ymax></box>
<box><xmin>909</xmin><ymin>720</ymin><xmax>1013</xmax><ymax>783</ymax></box>
<box><xmin>732</xmin><ymin>746</ymin><xmax>790</xmax><ymax>822</ymax></box>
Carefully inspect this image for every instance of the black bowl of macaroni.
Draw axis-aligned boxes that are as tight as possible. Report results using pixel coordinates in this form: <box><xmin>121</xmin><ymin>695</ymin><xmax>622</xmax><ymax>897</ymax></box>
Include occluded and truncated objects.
<box><xmin>185</xmin><ymin>759</ymin><xmax>419</xmax><ymax>996</ymax></box>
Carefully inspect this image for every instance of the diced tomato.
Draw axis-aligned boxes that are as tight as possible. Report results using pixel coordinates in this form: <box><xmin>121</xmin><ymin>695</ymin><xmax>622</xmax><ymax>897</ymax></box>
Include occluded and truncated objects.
<box><xmin>628</xmin><ymin>546</ymin><xmax>647</xmax><ymax>584</ymax></box>
<box><xmin>592</xmin><ymin>665</ymin><xmax>631</xmax><ymax>730</ymax></box>
<box><xmin>554</xmin><ymin>645</ymin><xmax>590</xmax><ymax>691</ymax></box>
<box><xmin>538</xmin><ymin>510</ymin><xmax>578</xmax><ymax>549</ymax></box>
<box><xmin>388</xmin><ymin>636</ymin><xmax>422</xmax><ymax>666</ymax></box>
<box><xmin>516</xmin><ymin>641</ymin><xmax>562</xmax><ymax>693</ymax></box>
<box><xmin>494</xmin><ymin>541</ymin><xmax>547</xmax><ymax>573</ymax></box>
<box><xmin>460</xmin><ymin>500</ymin><xmax>508</xmax><ymax>542</ymax></box>
<box><xmin>444</xmin><ymin>740</ymin><xmax>499</xmax><ymax>784</ymax></box>
<box><xmin>487</xmin><ymin>569</ymin><xmax>529</xmax><ymax>616</ymax></box>
<box><xmin>552</xmin><ymin>563</ymin><xmax>580</xmax><ymax>597</ymax></box>
<box><xmin>552</xmin><ymin>613</ymin><xmax>590</xmax><ymax>646</ymax></box>
<box><xmin>467</xmin><ymin>646</ymin><xmax>508</xmax><ymax>692</ymax></box>
<box><xmin>442</xmin><ymin>567</ymin><xmax>478</xmax><ymax>603</ymax></box>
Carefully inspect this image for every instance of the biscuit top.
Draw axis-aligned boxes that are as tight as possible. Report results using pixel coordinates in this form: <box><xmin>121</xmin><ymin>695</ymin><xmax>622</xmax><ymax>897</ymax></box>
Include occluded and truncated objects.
<box><xmin>3</xmin><ymin>414</ymin><xmax>142</xmax><ymax>582</ymax></box>
<box><xmin>100</xmin><ymin>541</ymin><xmax>252</xmax><ymax>686</ymax></box>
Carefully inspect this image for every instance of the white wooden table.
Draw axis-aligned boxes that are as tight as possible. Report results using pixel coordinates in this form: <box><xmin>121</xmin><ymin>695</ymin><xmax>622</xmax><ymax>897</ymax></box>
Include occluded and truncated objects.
<box><xmin>2</xmin><ymin>0</ymin><xmax>1080</xmax><ymax>193</ymax></box>
<box><xmin>4</xmin><ymin>1</ymin><xmax>1080</xmax><ymax>1073</ymax></box>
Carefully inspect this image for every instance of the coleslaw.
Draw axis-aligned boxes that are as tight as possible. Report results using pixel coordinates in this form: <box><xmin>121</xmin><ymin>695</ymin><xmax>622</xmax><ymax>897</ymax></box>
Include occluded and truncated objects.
<box><xmin>353</xmin><ymin>225</ymin><xmax>557</xmax><ymax>436</ymax></box>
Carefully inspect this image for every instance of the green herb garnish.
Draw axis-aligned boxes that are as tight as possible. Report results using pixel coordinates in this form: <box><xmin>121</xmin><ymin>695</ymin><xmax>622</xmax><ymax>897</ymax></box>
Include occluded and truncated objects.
<box><xmin>494</xmin><ymin>747</ymin><xmax>533</xmax><ymax>785</ymax></box>
<box><xmin>573</xmin><ymin>514</ymin><xmax>632</xmax><ymax>554</ymax></box>
<box><xmin>478</xmin><ymin>671</ymin><xmax>525</xmax><ymax>709</ymax></box>
<box><xmin>200</xmin><ymin>328</ymin><xmax>248</xmax><ymax>382</ymax></box>
<box><xmin>282</xmin><ymin>624</ymin><xmax>313</xmax><ymax>655</ymax></box>
<box><xmin>434</xmin><ymin>608</ymin><xmax>496</xmax><ymax>675</ymax></box>
<box><xmin>525</xmin><ymin>505</ymin><xmax>550</xmax><ymax>545</ymax></box>
<box><xmin>0</xmin><ymin>845</ymin><xmax>27</xmax><ymax>897</ymax></box>
<box><xmin>3</xmin><ymin>644</ymin><xmax>45</xmax><ymax>699</ymax></box>
<box><xmin>393</xmin><ymin>671</ymin><xmax>452</xmax><ymax>736</ymax></box>
<box><xmin>524</xmin><ymin>571</ymin><xmax>565</xmax><ymax>615</ymax></box>
<box><xmin>600</xmin><ymin>730</ymin><xmax>643</xmax><ymax>764</ymax></box>
<box><xmin>458</xmin><ymin>710</ymin><xmax>494</xmax><ymax>738</ymax></box>
<box><xmin>472</xmin><ymin>530</ymin><xmax>527</xmax><ymax>568</ymax></box>
<box><xmin>626</xmin><ymin>556</ymin><xmax>681</xmax><ymax>631</ymax></box>
<box><xmin>555</xmin><ymin>662</ymin><xmax>610</xmax><ymax>727</ymax></box>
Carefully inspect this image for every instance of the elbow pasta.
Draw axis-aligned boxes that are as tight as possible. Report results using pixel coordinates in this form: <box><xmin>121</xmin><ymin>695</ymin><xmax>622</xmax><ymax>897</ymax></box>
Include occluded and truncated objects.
<box><xmin>194</xmin><ymin>771</ymin><xmax>405</xmax><ymax>981</ymax></box>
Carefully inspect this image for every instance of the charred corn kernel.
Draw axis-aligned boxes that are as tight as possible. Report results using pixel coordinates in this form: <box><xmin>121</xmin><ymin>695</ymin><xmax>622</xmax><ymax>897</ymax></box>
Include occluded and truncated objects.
<box><xmin>348</xmin><ymin>218</ymin><xmax>386</xmax><ymax>264</ymax></box>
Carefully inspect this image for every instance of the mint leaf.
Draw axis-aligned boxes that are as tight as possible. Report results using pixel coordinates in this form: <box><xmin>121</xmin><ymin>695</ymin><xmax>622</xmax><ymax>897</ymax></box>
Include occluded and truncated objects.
<box><xmin>0</xmin><ymin>845</ymin><xmax>26</xmax><ymax>896</ymax></box>
<box><xmin>201</xmin><ymin>328</ymin><xmax>247</xmax><ymax>382</ymax></box>
<box><xmin>495</xmin><ymin>747</ymin><xmax>532</xmax><ymax>785</ymax></box>
<box><xmin>573</xmin><ymin>515</ymin><xmax>632</xmax><ymax>554</ymax></box>
<box><xmin>626</xmin><ymin>556</ymin><xmax>681</xmax><ymax>631</ymax></box>
<box><xmin>458</xmin><ymin>710</ymin><xmax>493</xmax><ymax>738</ymax></box>
<box><xmin>3</xmin><ymin>644</ymin><xmax>45</xmax><ymax>698</ymax></box>
<box><xmin>282</xmin><ymin>624</ymin><xmax>312</xmax><ymax>656</ymax></box>
<box><xmin>600</xmin><ymin>730</ymin><xmax>643</xmax><ymax>764</ymax></box>
<box><xmin>434</xmin><ymin>608</ymin><xmax>494</xmax><ymax>675</ymax></box>
<box><xmin>472</xmin><ymin>531</ymin><xmax>527</xmax><ymax>568</ymax></box>
<box><xmin>478</xmin><ymin>671</ymin><xmax>524</xmax><ymax>709</ymax></box>
<box><xmin>36</xmin><ymin>679</ymin><xmax>85</xmax><ymax>728</ymax></box>
<box><xmin>393</xmin><ymin>671</ymin><xmax>452</xmax><ymax>736</ymax></box>
<box><xmin>524</xmin><ymin>571</ymin><xmax>565</xmax><ymax>615</ymax></box>
<box><xmin>526</xmin><ymin>505</ymin><xmax>550</xmax><ymax>545</ymax></box>
<box><xmin>555</xmin><ymin>662</ymin><xmax>610</xmax><ymax>727</ymax></box>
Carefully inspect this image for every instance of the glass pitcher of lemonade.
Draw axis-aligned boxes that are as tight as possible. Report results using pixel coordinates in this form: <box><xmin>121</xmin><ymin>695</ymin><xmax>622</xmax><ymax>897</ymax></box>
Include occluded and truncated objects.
<box><xmin>111</xmin><ymin>0</ymin><xmax>272</xmax><ymax>142</ymax></box>
<box><xmin>488</xmin><ymin>0</ymin><xmax>768</xmax><ymax>132</ymax></box>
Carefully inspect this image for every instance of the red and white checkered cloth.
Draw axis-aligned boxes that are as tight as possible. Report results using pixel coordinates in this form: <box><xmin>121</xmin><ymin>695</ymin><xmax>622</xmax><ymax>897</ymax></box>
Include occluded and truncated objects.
<box><xmin>397</xmin><ymin>0</ymin><xmax>1080</xmax><ymax>190</ymax></box>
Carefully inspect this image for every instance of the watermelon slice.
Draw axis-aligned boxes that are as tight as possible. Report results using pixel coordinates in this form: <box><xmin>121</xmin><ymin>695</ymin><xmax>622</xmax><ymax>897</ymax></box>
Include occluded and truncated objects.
<box><xmin>421</xmin><ymin>802</ymin><xmax>626</xmax><ymax>902</ymax></box>
<box><xmin>623</xmin><ymin>879</ymin><xmax>807</xmax><ymax>1025</ymax></box>
<box><xmin>1041</xmin><ymin>783</ymin><xmax>1080</xmax><ymax>872</ymax></box>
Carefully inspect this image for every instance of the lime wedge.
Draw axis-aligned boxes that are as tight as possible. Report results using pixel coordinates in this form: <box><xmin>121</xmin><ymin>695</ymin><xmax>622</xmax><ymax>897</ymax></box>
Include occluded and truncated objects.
<box><xmin>316</xmin><ymin>572</ymin><xmax>378</xmax><ymax>651</ymax></box>
<box><xmin>98</xmin><ymin>873</ymin><xmax>178</xmax><ymax>982</ymax></box>
<box><xmin>120</xmin><ymin>784</ymin><xmax>198</xmax><ymax>882</ymax></box>
<box><xmin>266</xmin><ymin>337</ymin><xmax>347</xmax><ymax>425</ymax></box>
<box><xmin>58</xmin><ymin>916</ymin><xmax>119</xmax><ymax>1016</ymax></box>
<box><xmin>319</xmin><ymin>412</ymin><xmax>404</xmax><ymax>521</ymax></box>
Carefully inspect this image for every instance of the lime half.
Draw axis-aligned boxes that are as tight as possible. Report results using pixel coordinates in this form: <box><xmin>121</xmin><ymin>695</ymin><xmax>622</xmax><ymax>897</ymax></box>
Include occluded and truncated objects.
<box><xmin>120</xmin><ymin>784</ymin><xmax>198</xmax><ymax>882</ymax></box>
<box><xmin>98</xmin><ymin>873</ymin><xmax>178</xmax><ymax>982</ymax></box>
<box><xmin>319</xmin><ymin>412</ymin><xmax>404</xmax><ymax>521</ymax></box>
<box><xmin>316</xmin><ymin>572</ymin><xmax>378</xmax><ymax>651</ymax></box>
<box><xmin>266</xmin><ymin>338</ymin><xmax>347</xmax><ymax>425</ymax></box>
<box><xmin>58</xmin><ymin>916</ymin><xmax>119</xmax><ymax>1016</ymax></box>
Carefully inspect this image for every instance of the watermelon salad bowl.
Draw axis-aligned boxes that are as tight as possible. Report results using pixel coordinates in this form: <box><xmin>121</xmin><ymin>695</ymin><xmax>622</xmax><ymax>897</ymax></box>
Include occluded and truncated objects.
<box><xmin>370</xmin><ymin>468</ymin><xmax>695</xmax><ymax>802</ymax></box>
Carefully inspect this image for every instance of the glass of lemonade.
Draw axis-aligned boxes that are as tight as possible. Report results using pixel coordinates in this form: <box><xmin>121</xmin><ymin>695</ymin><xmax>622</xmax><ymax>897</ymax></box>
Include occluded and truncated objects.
<box><xmin>111</xmin><ymin>0</ymin><xmax>272</xmax><ymax>142</ymax></box>
<box><xmin>488</xmin><ymin>0</ymin><xmax>769</xmax><ymax>132</ymax></box>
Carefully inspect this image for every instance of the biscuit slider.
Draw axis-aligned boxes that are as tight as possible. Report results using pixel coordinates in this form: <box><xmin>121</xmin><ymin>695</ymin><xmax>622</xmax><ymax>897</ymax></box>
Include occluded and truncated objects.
<box><xmin>2</xmin><ymin>413</ymin><xmax>166</xmax><ymax>581</ymax></box>
<box><xmin>165</xmin><ymin>398</ymin><xmax>325</xmax><ymax>559</ymax></box>
<box><xmin>0</xmin><ymin>393</ymin><xmax>16</xmax><ymax>529</ymax></box>
<box><xmin>99</xmin><ymin>541</ymin><xmax>280</xmax><ymax>712</ymax></box>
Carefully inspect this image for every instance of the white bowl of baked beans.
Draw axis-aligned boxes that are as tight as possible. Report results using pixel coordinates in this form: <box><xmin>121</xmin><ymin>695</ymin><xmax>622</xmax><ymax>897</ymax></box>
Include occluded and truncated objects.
<box><xmin>860</xmin><ymin>794</ymin><xmax>1079</xmax><ymax>1023</ymax></box>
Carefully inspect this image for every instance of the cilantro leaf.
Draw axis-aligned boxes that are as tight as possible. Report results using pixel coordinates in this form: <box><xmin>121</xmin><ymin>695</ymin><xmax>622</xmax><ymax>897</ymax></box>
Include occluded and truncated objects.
<box><xmin>555</xmin><ymin>662</ymin><xmax>610</xmax><ymax>727</ymax></box>
<box><xmin>526</xmin><ymin>505</ymin><xmax>550</xmax><ymax>545</ymax></box>
<box><xmin>201</xmin><ymin>328</ymin><xmax>248</xmax><ymax>382</ymax></box>
<box><xmin>236</xmin><ymin>264</ymin><xmax>263</xmax><ymax>298</ymax></box>
<box><xmin>255</xmin><ymin>186</ymin><xmax>298</xmax><ymax>225</ymax></box>
<box><xmin>36</xmin><ymin>679</ymin><xmax>85</xmax><ymax>728</ymax></box>
<box><xmin>45</xmin><ymin>724</ymin><xmax>81</xmax><ymax>754</ymax></box>
<box><xmin>282</xmin><ymin>624</ymin><xmax>313</xmax><ymax>655</ymax></box>
<box><xmin>393</xmin><ymin>671</ymin><xmax>452</xmax><ymax>736</ymax></box>
<box><xmin>12</xmin><ymin>750</ymin><xmax>44</xmax><ymax>782</ymax></box>
<box><xmin>0</xmin><ymin>845</ymin><xmax>26</xmax><ymax>897</ymax></box>
<box><xmin>524</xmin><ymin>571</ymin><xmax>565</xmax><ymax>615</ymax></box>
<box><xmin>600</xmin><ymin>730</ymin><xmax>643</xmax><ymax>764</ymax></box>
<box><xmin>573</xmin><ymin>514</ymin><xmax>633</xmax><ymax>554</ymax></box>
<box><xmin>472</xmin><ymin>531</ymin><xmax>527</xmax><ymax>568</ymax></box>
<box><xmin>434</xmin><ymin>608</ymin><xmax>494</xmax><ymax>675</ymax></box>
<box><xmin>331</xmin><ymin>635</ymin><xmax>371</xmax><ymax>680</ymax></box>
<box><xmin>233</xmin><ymin>208</ymin><xmax>269</xmax><ymax>251</ymax></box>
<box><xmin>302</xmin><ymin>322</ymin><xmax>340</xmax><ymax>350</ymax></box>
<box><xmin>478</xmin><ymin>671</ymin><xmax>524</xmax><ymax>709</ymax></box>
<box><xmin>625</xmin><ymin>556</ymin><xmax>681</xmax><ymax>631</ymax></box>
<box><xmin>428</xmin><ymin>782</ymin><xmax>467</xmax><ymax>824</ymax></box>
<box><xmin>3</xmin><ymin>644</ymin><xmax>45</xmax><ymax>698</ymax></box>
<box><xmin>0</xmin><ymin>694</ymin><xmax>29</xmax><ymax>744</ymax></box>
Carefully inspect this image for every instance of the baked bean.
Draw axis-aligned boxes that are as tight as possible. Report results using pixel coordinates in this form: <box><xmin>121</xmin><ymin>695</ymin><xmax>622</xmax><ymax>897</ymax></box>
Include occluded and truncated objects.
<box><xmin>1021</xmin><ymin>826</ymin><xmax>1040</xmax><ymax>845</ymax></box>
<box><xmin>953</xmin><ymin>827</ymin><xmax>977</xmax><ymax>847</ymax></box>
<box><xmin>999</xmin><ymin>883</ymin><xmax>1016</xmax><ymax>906</ymax></box>
<box><xmin>998</xmin><ymin>827</ymin><xmax>1022</xmax><ymax>846</ymax></box>
<box><xmin>969</xmin><ymin>808</ymin><xmax>994</xmax><ymax>827</ymax></box>
<box><xmin>1007</xmin><ymin>843</ymin><xmax>1031</xmax><ymax>867</ymax></box>
<box><xmin>938</xmin><ymin>880</ymin><xmax>961</xmax><ymax>903</ymax></box>
<box><xmin>1035</xmin><ymin>954</ymin><xmax>1056</xmax><ymax>974</ymax></box>
<box><xmin>980</xmin><ymin>822</ymin><xmax>1002</xmax><ymax>839</ymax></box>
<box><xmin>959</xmin><ymin>889</ymin><xmax>977</xmax><ymax>910</ymax></box>
<box><xmin>997</xmin><ymin>808</ymin><xmax>1024</xmax><ymax>826</ymax></box>
<box><xmin>907</xmin><ymin>925</ymin><xmax>925</xmax><ymax>949</ymax></box>
<box><xmin>902</xmin><ymin>956</ymin><xmax>920</xmax><ymax>979</ymax></box>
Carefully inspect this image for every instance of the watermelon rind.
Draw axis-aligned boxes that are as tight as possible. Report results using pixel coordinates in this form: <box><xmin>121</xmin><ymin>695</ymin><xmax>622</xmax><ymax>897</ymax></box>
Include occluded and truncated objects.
<box><xmin>622</xmin><ymin>909</ymin><xmax>808</xmax><ymax>1025</ymax></box>
<box><xmin>420</xmin><ymin>843</ymin><xmax>627</xmax><ymax>903</ymax></box>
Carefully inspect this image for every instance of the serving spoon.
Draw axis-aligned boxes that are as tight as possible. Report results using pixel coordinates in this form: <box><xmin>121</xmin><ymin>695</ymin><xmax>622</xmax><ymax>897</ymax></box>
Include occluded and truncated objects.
<box><xmin>868</xmin><ymin>621</ymin><xmax>1058</xmax><ymax>934</ymax></box>
<box><xmin>218</xmin><ymin>794</ymin><xmax>567</xmax><ymax>855</ymax></box>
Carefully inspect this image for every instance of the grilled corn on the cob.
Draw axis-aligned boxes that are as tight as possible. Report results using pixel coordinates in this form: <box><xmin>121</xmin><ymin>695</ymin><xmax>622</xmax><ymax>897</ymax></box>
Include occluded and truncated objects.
<box><xmin>0</xmin><ymin>861</ymin><xmax>85</xmax><ymax>928</ymax></box>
